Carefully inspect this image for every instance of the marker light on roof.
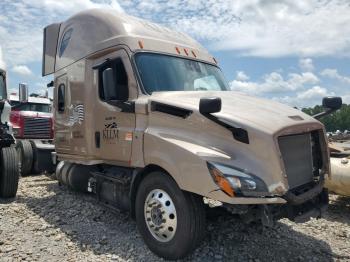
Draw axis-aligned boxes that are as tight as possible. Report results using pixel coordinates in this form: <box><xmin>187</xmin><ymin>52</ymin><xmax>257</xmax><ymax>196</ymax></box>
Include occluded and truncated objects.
<box><xmin>175</xmin><ymin>47</ymin><xmax>181</xmax><ymax>54</ymax></box>
<box><xmin>138</xmin><ymin>40</ymin><xmax>144</xmax><ymax>49</ymax></box>
<box><xmin>191</xmin><ymin>50</ymin><xmax>197</xmax><ymax>58</ymax></box>
<box><xmin>184</xmin><ymin>49</ymin><xmax>189</xmax><ymax>56</ymax></box>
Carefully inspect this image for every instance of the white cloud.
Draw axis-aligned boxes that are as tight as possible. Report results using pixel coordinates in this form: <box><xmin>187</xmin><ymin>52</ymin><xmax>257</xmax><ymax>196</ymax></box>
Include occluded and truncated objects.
<box><xmin>235</xmin><ymin>71</ymin><xmax>249</xmax><ymax>81</ymax></box>
<box><xmin>275</xmin><ymin>86</ymin><xmax>334</xmax><ymax>107</ymax></box>
<box><xmin>30</xmin><ymin>0</ymin><xmax>123</xmax><ymax>14</ymax></box>
<box><xmin>2</xmin><ymin>0</ymin><xmax>348</xmax><ymax>66</ymax></box>
<box><xmin>320</xmin><ymin>68</ymin><xmax>350</xmax><ymax>84</ymax></box>
<box><xmin>11</xmin><ymin>65</ymin><xmax>32</xmax><ymax>76</ymax></box>
<box><xmin>297</xmin><ymin>86</ymin><xmax>330</xmax><ymax>100</ymax></box>
<box><xmin>123</xmin><ymin>0</ymin><xmax>350</xmax><ymax>57</ymax></box>
<box><xmin>299</xmin><ymin>58</ymin><xmax>314</xmax><ymax>72</ymax></box>
<box><xmin>230</xmin><ymin>71</ymin><xmax>319</xmax><ymax>94</ymax></box>
<box><xmin>0</xmin><ymin>0</ymin><xmax>123</xmax><ymax>66</ymax></box>
<box><xmin>228</xmin><ymin>65</ymin><xmax>345</xmax><ymax>107</ymax></box>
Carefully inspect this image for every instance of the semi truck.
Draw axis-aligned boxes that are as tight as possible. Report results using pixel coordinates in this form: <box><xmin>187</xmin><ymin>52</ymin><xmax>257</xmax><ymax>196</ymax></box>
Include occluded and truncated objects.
<box><xmin>42</xmin><ymin>9</ymin><xmax>339</xmax><ymax>259</ymax></box>
<box><xmin>311</xmin><ymin>105</ymin><xmax>350</xmax><ymax>196</ymax></box>
<box><xmin>9</xmin><ymin>91</ymin><xmax>55</xmax><ymax>176</ymax></box>
<box><xmin>10</xmin><ymin>93</ymin><xmax>53</xmax><ymax>140</ymax></box>
<box><xmin>0</xmin><ymin>68</ymin><xmax>20</xmax><ymax>198</ymax></box>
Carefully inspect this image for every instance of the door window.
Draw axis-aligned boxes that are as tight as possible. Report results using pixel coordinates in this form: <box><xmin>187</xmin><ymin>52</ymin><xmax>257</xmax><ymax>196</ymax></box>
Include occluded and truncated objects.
<box><xmin>99</xmin><ymin>58</ymin><xmax>129</xmax><ymax>102</ymax></box>
<box><xmin>57</xmin><ymin>83</ymin><xmax>65</xmax><ymax>113</ymax></box>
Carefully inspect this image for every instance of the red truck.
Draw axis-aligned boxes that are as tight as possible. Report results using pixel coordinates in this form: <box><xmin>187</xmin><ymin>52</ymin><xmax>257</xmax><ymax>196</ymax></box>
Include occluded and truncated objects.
<box><xmin>9</xmin><ymin>93</ymin><xmax>55</xmax><ymax>176</ymax></box>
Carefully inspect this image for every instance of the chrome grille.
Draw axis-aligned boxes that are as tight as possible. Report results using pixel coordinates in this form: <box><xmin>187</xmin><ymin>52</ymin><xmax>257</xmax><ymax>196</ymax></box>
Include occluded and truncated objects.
<box><xmin>23</xmin><ymin>117</ymin><xmax>51</xmax><ymax>139</ymax></box>
<box><xmin>278</xmin><ymin>133</ymin><xmax>314</xmax><ymax>189</ymax></box>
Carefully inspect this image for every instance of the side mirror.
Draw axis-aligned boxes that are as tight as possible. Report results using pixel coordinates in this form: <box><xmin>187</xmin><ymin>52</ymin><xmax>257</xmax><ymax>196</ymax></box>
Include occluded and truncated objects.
<box><xmin>47</xmin><ymin>81</ymin><xmax>54</xmax><ymax>88</ymax></box>
<box><xmin>199</xmin><ymin>97</ymin><xmax>221</xmax><ymax>114</ymax></box>
<box><xmin>19</xmin><ymin>83</ymin><xmax>28</xmax><ymax>103</ymax></box>
<box><xmin>322</xmin><ymin>96</ymin><xmax>342</xmax><ymax>110</ymax></box>
<box><xmin>102</xmin><ymin>68</ymin><xmax>116</xmax><ymax>100</ymax></box>
<box><xmin>313</xmin><ymin>96</ymin><xmax>343</xmax><ymax>120</ymax></box>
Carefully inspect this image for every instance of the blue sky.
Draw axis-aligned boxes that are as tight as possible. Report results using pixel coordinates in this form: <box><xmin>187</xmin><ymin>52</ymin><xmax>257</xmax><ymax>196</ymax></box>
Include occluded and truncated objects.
<box><xmin>0</xmin><ymin>0</ymin><xmax>349</xmax><ymax>107</ymax></box>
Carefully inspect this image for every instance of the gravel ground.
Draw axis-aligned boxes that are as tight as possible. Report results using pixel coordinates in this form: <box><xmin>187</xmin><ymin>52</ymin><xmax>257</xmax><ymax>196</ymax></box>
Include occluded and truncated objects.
<box><xmin>0</xmin><ymin>175</ymin><xmax>349</xmax><ymax>262</ymax></box>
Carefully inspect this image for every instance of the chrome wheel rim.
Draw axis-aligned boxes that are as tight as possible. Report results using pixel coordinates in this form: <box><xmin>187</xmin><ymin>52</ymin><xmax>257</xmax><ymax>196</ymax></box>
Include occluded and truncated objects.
<box><xmin>144</xmin><ymin>189</ymin><xmax>177</xmax><ymax>242</ymax></box>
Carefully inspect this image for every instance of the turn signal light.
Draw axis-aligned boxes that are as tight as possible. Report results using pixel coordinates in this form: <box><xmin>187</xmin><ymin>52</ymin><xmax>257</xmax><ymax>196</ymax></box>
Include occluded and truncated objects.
<box><xmin>210</xmin><ymin>167</ymin><xmax>235</xmax><ymax>197</ymax></box>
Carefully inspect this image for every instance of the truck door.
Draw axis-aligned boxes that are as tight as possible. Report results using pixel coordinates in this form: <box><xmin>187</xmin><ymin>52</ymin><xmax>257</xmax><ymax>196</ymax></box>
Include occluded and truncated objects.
<box><xmin>54</xmin><ymin>74</ymin><xmax>71</xmax><ymax>153</ymax></box>
<box><xmin>93</xmin><ymin>49</ymin><xmax>137</xmax><ymax>164</ymax></box>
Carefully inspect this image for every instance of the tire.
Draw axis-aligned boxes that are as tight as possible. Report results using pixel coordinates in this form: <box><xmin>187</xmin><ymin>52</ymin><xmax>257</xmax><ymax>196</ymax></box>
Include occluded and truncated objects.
<box><xmin>16</xmin><ymin>140</ymin><xmax>33</xmax><ymax>176</ymax></box>
<box><xmin>0</xmin><ymin>147</ymin><xmax>20</xmax><ymax>198</ymax></box>
<box><xmin>135</xmin><ymin>171</ymin><xmax>206</xmax><ymax>260</ymax></box>
<box><xmin>59</xmin><ymin>162</ymin><xmax>73</xmax><ymax>186</ymax></box>
<box><xmin>67</xmin><ymin>164</ymin><xmax>93</xmax><ymax>192</ymax></box>
<box><xmin>54</xmin><ymin>161</ymin><xmax>65</xmax><ymax>181</ymax></box>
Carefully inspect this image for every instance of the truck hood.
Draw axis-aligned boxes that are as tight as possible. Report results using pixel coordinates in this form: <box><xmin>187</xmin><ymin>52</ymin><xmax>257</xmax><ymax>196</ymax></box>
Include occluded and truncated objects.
<box><xmin>148</xmin><ymin>91</ymin><xmax>321</xmax><ymax>134</ymax></box>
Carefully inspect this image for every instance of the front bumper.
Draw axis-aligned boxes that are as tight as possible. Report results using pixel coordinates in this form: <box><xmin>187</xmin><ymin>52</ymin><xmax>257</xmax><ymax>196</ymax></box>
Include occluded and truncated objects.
<box><xmin>221</xmin><ymin>187</ymin><xmax>329</xmax><ymax>226</ymax></box>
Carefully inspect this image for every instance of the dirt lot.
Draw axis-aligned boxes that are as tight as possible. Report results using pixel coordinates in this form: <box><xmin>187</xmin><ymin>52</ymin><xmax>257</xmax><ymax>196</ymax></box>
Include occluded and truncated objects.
<box><xmin>0</xmin><ymin>175</ymin><xmax>349</xmax><ymax>262</ymax></box>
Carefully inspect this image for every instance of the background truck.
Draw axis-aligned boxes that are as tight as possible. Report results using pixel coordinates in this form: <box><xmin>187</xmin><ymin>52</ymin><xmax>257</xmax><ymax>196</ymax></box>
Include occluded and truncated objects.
<box><xmin>326</xmin><ymin>143</ymin><xmax>350</xmax><ymax>196</ymax></box>
<box><xmin>0</xmin><ymin>68</ymin><xmax>20</xmax><ymax>198</ymax></box>
<box><xmin>9</xmin><ymin>86</ymin><xmax>55</xmax><ymax>177</ymax></box>
<box><xmin>312</xmin><ymin>103</ymin><xmax>350</xmax><ymax>196</ymax></box>
<box><xmin>42</xmin><ymin>9</ymin><xmax>340</xmax><ymax>260</ymax></box>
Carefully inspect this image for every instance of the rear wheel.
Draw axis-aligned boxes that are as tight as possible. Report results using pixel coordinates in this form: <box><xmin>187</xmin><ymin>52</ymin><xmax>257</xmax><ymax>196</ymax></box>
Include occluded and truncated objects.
<box><xmin>0</xmin><ymin>147</ymin><xmax>20</xmax><ymax>198</ymax></box>
<box><xmin>16</xmin><ymin>140</ymin><xmax>33</xmax><ymax>176</ymax></box>
<box><xmin>135</xmin><ymin>171</ymin><xmax>206</xmax><ymax>260</ymax></box>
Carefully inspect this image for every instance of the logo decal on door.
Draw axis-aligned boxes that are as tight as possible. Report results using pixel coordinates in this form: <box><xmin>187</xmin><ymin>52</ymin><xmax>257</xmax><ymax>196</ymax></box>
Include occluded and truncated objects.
<box><xmin>103</xmin><ymin>121</ymin><xmax>118</xmax><ymax>143</ymax></box>
<box><xmin>68</xmin><ymin>104</ymin><xmax>84</xmax><ymax>126</ymax></box>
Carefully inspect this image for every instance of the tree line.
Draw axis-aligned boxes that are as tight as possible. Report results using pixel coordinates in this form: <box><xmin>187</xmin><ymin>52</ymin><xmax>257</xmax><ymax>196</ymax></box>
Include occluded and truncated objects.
<box><xmin>302</xmin><ymin>104</ymin><xmax>350</xmax><ymax>132</ymax></box>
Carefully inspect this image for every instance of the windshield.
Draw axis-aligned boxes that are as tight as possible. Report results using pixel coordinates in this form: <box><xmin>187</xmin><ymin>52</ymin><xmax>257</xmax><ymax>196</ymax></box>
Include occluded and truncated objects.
<box><xmin>0</xmin><ymin>73</ymin><xmax>7</xmax><ymax>100</ymax></box>
<box><xmin>135</xmin><ymin>53</ymin><xmax>229</xmax><ymax>94</ymax></box>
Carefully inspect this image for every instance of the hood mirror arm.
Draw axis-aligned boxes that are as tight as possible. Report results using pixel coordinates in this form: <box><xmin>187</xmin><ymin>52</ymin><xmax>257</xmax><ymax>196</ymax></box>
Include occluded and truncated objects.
<box><xmin>47</xmin><ymin>81</ymin><xmax>54</xmax><ymax>88</ymax></box>
<box><xmin>313</xmin><ymin>109</ymin><xmax>335</xmax><ymax>120</ymax></box>
<box><xmin>313</xmin><ymin>96</ymin><xmax>342</xmax><ymax>120</ymax></box>
<box><xmin>199</xmin><ymin>97</ymin><xmax>249</xmax><ymax>144</ymax></box>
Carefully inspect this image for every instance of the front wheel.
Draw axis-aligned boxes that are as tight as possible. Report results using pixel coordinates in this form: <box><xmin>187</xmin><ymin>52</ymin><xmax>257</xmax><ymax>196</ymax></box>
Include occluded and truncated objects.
<box><xmin>0</xmin><ymin>147</ymin><xmax>20</xmax><ymax>198</ymax></box>
<box><xmin>135</xmin><ymin>171</ymin><xmax>206</xmax><ymax>260</ymax></box>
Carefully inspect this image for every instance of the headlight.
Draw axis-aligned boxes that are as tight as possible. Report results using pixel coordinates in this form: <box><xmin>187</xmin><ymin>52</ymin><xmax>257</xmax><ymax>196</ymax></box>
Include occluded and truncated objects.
<box><xmin>207</xmin><ymin>162</ymin><xmax>268</xmax><ymax>197</ymax></box>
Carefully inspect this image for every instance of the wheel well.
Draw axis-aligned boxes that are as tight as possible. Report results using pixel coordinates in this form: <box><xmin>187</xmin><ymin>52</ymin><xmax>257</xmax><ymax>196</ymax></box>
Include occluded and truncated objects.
<box><xmin>130</xmin><ymin>164</ymin><xmax>171</xmax><ymax>219</ymax></box>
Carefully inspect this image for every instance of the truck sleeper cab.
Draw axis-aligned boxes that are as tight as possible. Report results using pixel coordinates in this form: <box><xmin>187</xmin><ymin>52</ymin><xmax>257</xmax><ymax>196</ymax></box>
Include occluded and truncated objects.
<box><xmin>43</xmin><ymin>9</ymin><xmax>330</xmax><ymax>260</ymax></box>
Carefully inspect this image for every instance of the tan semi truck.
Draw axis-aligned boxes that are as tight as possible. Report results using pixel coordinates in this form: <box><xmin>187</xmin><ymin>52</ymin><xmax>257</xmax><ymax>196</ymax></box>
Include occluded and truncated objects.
<box><xmin>43</xmin><ymin>9</ymin><xmax>340</xmax><ymax>260</ymax></box>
